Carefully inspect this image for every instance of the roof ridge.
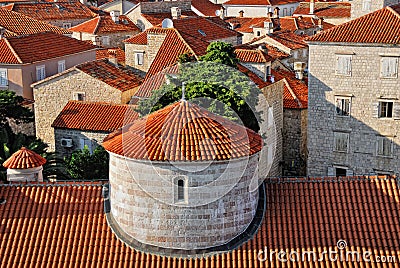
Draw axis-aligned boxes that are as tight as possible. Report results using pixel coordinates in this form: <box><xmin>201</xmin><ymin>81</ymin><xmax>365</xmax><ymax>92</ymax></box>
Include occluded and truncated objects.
<box><xmin>282</xmin><ymin>78</ymin><xmax>303</xmax><ymax>108</ymax></box>
<box><xmin>93</xmin><ymin>16</ymin><xmax>101</xmax><ymax>35</ymax></box>
<box><xmin>3</xmin><ymin>38</ymin><xmax>22</xmax><ymax>64</ymax></box>
<box><xmin>264</xmin><ymin>175</ymin><xmax>398</xmax><ymax>184</ymax></box>
<box><xmin>174</xmin><ymin>29</ymin><xmax>202</xmax><ymax>58</ymax></box>
<box><xmin>67</xmin><ymin>100</ymin><xmax>134</xmax><ymax>107</ymax></box>
<box><xmin>387</xmin><ymin>5</ymin><xmax>400</xmax><ymax>19</ymax></box>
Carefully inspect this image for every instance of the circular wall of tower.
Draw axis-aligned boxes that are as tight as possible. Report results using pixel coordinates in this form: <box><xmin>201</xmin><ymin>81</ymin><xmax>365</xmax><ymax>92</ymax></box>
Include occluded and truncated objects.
<box><xmin>108</xmin><ymin>152</ymin><xmax>260</xmax><ymax>250</ymax></box>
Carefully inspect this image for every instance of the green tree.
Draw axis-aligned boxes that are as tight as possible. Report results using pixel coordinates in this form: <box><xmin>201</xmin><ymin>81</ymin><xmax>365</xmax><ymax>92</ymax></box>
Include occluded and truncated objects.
<box><xmin>199</xmin><ymin>41</ymin><xmax>239</xmax><ymax>68</ymax></box>
<box><xmin>64</xmin><ymin>146</ymin><xmax>109</xmax><ymax>180</ymax></box>
<box><xmin>0</xmin><ymin>90</ymin><xmax>33</xmax><ymax>127</ymax></box>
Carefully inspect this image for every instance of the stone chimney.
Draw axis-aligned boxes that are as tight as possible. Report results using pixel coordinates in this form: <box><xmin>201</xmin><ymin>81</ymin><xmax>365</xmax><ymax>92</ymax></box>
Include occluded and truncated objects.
<box><xmin>264</xmin><ymin>21</ymin><xmax>274</xmax><ymax>34</ymax></box>
<box><xmin>273</xmin><ymin>7</ymin><xmax>280</xmax><ymax>18</ymax></box>
<box><xmin>309</xmin><ymin>0</ymin><xmax>315</xmax><ymax>14</ymax></box>
<box><xmin>239</xmin><ymin>10</ymin><xmax>244</xmax><ymax>17</ymax></box>
<box><xmin>111</xmin><ymin>10</ymin><xmax>120</xmax><ymax>23</ymax></box>
<box><xmin>108</xmin><ymin>49</ymin><xmax>118</xmax><ymax>66</ymax></box>
<box><xmin>171</xmin><ymin>7</ymin><xmax>181</xmax><ymax>19</ymax></box>
<box><xmin>294</xmin><ymin>62</ymin><xmax>306</xmax><ymax>80</ymax></box>
<box><xmin>318</xmin><ymin>17</ymin><xmax>324</xmax><ymax>30</ymax></box>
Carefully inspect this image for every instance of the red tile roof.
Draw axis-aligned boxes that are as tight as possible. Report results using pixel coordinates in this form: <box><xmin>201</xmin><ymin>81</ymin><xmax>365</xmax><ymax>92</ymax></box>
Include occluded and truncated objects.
<box><xmin>1</xmin><ymin>176</ymin><xmax>400</xmax><ymax>266</ymax></box>
<box><xmin>267</xmin><ymin>30</ymin><xmax>308</xmax><ymax>49</ymax></box>
<box><xmin>75</xmin><ymin>59</ymin><xmax>142</xmax><ymax>92</ymax></box>
<box><xmin>141</xmin><ymin>11</ymin><xmax>197</xmax><ymax>26</ymax></box>
<box><xmin>235</xmin><ymin>48</ymin><xmax>273</xmax><ymax>63</ymax></box>
<box><xmin>226</xmin><ymin>17</ymin><xmax>274</xmax><ymax>33</ymax></box>
<box><xmin>69</xmin><ymin>14</ymin><xmax>139</xmax><ymax>34</ymax></box>
<box><xmin>236</xmin><ymin>43</ymin><xmax>289</xmax><ymax>59</ymax></box>
<box><xmin>191</xmin><ymin>0</ymin><xmax>222</xmax><ymax>17</ymax></box>
<box><xmin>124</xmin><ymin>29</ymin><xmax>148</xmax><ymax>44</ymax></box>
<box><xmin>96</xmin><ymin>47</ymin><xmax>126</xmax><ymax>64</ymax></box>
<box><xmin>103</xmin><ymin>101</ymin><xmax>263</xmax><ymax>161</ymax></box>
<box><xmin>307</xmin><ymin>4</ymin><xmax>400</xmax><ymax>44</ymax></box>
<box><xmin>0</xmin><ymin>32</ymin><xmax>96</xmax><ymax>64</ymax></box>
<box><xmin>223</xmin><ymin>0</ymin><xmax>302</xmax><ymax>6</ymax></box>
<box><xmin>4</xmin><ymin>2</ymin><xmax>96</xmax><ymax>21</ymax></box>
<box><xmin>52</xmin><ymin>101</ymin><xmax>139</xmax><ymax>132</ymax></box>
<box><xmin>293</xmin><ymin>1</ymin><xmax>351</xmax><ymax>18</ymax></box>
<box><xmin>2</xmin><ymin>147</ymin><xmax>46</xmax><ymax>169</ymax></box>
<box><xmin>0</xmin><ymin>8</ymin><xmax>71</xmax><ymax>36</ymax></box>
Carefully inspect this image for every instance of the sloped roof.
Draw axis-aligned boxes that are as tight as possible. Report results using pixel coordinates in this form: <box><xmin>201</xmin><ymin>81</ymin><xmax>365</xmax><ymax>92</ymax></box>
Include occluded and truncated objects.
<box><xmin>223</xmin><ymin>0</ymin><xmax>302</xmax><ymax>6</ymax></box>
<box><xmin>69</xmin><ymin>15</ymin><xmax>139</xmax><ymax>34</ymax></box>
<box><xmin>0</xmin><ymin>8</ymin><xmax>71</xmax><ymax>37</ymax></box>
<box><xmin>0</xmin><ymin>176</ymin><xmax>399</xmax><ymax>266</ymax></box>
<box><xmin>191</xmin><ymin>0</ymin><xmax>222</xmax><ymax>17</ymax></box>
<box><xmin>96</xmin><ymin>47</ymin><xmax>126</xmax><ymax>64</ymax></box>
<box><xmin>52</xmin><ymin>101</ymin><xmax>139</xmax><ymax>132</ymax></box>
<box><xmin>141</xmin><ymin>11</ymin><xmax>197</xmax><ymax>26</ymax></box>
<box><xmin>0</xmin><ymin>32</ymin><xmax>96</xmax><ymax>64</ymax></box>
<box><xmin>2</xmin><ymin>147</ymin><xmax>46</xmax><ymax>169</ymax></box>
<box><xmin>293</xmin><ymin>1</ymin><xmax>351</xmax><ymax>18</ymax></box>
<box><xmin>103</xmin><ymin>101</ymin><xmax>263</xmax><ymax>161</ymax></box>
<box><xmin>236</xmin><ymin>43</ymin><xmax>289</xmax><ymax>59</ymax></box>
<box><xmin>235</xmin><ymin>48</ymin><xmax>273</xmax><ymax>63</ymax></box>
<box><xmin>75</xmin><ymin>59</ymin><xmax>142</xmax><ymax>92</ymax></box>
<box><xmin>4</xmin><ymin>2</ymin><xmax>96</xmax><ymax>21</ymax></box>
<box><xmin>267</xmin><ymin>30</ymin><xmax>308</xmax><ymax>49</ymax></box>
<box><xmin>307</xmin><ymin>4</ymin><xmax>400</xmax><ymax>44</ymax></box>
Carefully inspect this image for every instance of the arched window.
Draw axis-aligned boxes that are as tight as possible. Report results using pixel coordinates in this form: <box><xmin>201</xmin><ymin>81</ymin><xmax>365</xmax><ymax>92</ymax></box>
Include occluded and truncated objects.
<box><xmin>177</xmin><ymin>179</ymin><xmax>184</xmax><ymax>201</ymax></box>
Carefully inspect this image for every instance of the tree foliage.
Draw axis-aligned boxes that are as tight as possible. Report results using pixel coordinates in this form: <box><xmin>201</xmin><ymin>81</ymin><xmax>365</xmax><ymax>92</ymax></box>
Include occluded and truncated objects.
<box><xmin>64</xmin><ymin>146</ymin><xmax>109</xmax><ymax>180</ymax></box>
<box><xmin>199</xmin><ymin>41</ymin><xmax>239</xmax><ymax>68</ymax></box>
<box><xmin>0</xmin><ymin>90</ymin><xmax>33</xmax><ymax>127</ymax></box>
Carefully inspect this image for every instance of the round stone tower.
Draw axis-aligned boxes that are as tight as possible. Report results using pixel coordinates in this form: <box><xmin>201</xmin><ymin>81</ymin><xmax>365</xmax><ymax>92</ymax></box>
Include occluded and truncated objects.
<box><xmin>103</xmin><ymin>100</ymin><xmax>263</xmax><ymax>251</ymax></box>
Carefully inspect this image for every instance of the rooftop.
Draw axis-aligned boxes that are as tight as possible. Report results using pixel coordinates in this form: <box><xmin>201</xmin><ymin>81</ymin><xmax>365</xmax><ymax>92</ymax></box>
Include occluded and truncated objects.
<box><xmin>96</xmin><ymin>47</ymin><xmax>126</xmax><ymax>64</ymax></box>
<box><xmin>0</xmin><ymin>176</ymin><xmax>399</xmax><ymax>266</ymax></box>
<box><xmin>191</xmin><ymin>0</ymin><xmax>222</xmax><ymax>17</ymax></box>
<box><xmin>141</xmin><ymin>11</ymin><xmax>197</xmax><ymax>26</ymax></box>
<box><xmin>2</xmin><ymin>147</ymin><xmax>46</xmax><ymax>169</ymax></box>
<box><xmin>52</xmin><ymin>101</ymin><xmax>139</xmax><ymax>132</ymax></box>
<box><xmin>103</xmin><ymin>101</ymin><xmax>263</xmax><ymax>161</ymax></box>
<box><xmin>0</xmin><ymin>32</ymin><xmax>96</xmax><ymax>64</ymax></box>
<box><xmin>223</xmin><ymin>0</ymin><xmax>302</xmax><ymax>6</ymax></box>
<box><xmin>293</xmin><ymin>1</ymin><xmax>351</xmax><ymax>18</ymax></box>
<box><xmin>69</xmin><ymin>14</ymin><xmax>140</xmax><ymax>34</ymax></box>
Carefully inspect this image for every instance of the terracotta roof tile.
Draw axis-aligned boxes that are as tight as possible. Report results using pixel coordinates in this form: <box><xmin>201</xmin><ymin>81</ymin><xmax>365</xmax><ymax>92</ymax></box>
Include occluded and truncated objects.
<box><xmin>75</xmin><ymin>59</ymin><xmax>142</xmax><ymax>92</ymax></box>
<box><xmin>223</xmin><ymin>0</ymin><xmax>302</xmax><ymax>6</ymax></box>
<box><xmin>0</xmin><ymin>32</ymin><xmax>96</xmax><ymax>64</ymax></box>
<box><xmin>236</xmin><ymin>43</ymin><xmax>289</xmax><ymax>59</ymax></box>
<box><xmin>1</xmin><ymin>176</ymin><xmax>399</xmax><ymax>266</ymax></box>
<box><xmin>141</xmin><ymin>11</ymin><xmax>197</xmax><ymax>26</ymax></box>
<box><xmin>293</xmin><ymin>1</ymin><xmax>351</xmax><ymax>18</ymax></box>
<box><xmin>69</xmin><ymin>15</ymin><xmax>140</xmax><ymax>34</ymax></box>
<box><xmin>0</xmin><ymin>8</ymin><xmax>71</xmax><ymax>36</ymax></box>
<box><xmin>235</xmin><ymin>48</ymin><xmax>273</xmax><ymax>63</ymax></box>
<box><xmin>52</xmin><ymin>101</ymin><xmax>139</xmax><ymax>132</ymax></box>
<box><xmin>226</xmin><ymin>17</ymin><xmax>274</xmax><ymax>33</ymax></box>
<box><xmin>103</xmin><ymin>101</ymin><xmax>263</xmax><ymax>161</ymax></box>
<box><xmin>5</xmin><ymin>2</ymin><xmax>96</xmax><ymax>21</ymax></box>
<box><xmin>307</xmin><ymin>4</ymin><xmax>400</xmax><ymax>44</ymax></box>
<box><xmin>274</xmin><ymin>68</ymin><xmax>308</xmax><ymax>108</ymax></box>
<box><xmin>124</xmin><ymin>29</ymin><xmax>148</xmax><ymax>44</ymax></box>
<box><xmin>191</xmin><ymin>0</ymin><xmax>222</xmax><ymax>17</ymax></box>
<box><xmin>2</xmin><ymin>147</ymin><xmax>46</xmax><ymax>169</ymax></box>
<box><xmin>96</xmin><ymin>47</ymin><xmax>126</xmax><ymax>64</ymax></box>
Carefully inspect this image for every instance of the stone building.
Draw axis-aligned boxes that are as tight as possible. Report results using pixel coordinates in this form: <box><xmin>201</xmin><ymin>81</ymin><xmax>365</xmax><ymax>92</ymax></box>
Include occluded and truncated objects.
<box><xmin>307</xmin><ymin>4</ymin><xmax>400</xmax><ymax>176</ymax></box>
<box><xmin>350</xmin><ymin>0</ymin><xmax>400</xmax><ymax>19</ymax></box>
<box><xmin>293</xmin><ymin>1</ymin><xmax>351</xmax><ymax>25</ymax></box>
<box><xmin>222</xmin><ymin>0</ymin><xmax>302</xmax><ymax>17</ymax></box>
<box><xmin>52</xmin><ymin>101</ymin><xmax>138</xmax><ymax>158</ymax></box>
<box><xmin>103</xmin><ymin>100</ymin><xmax>264</xmax><ymax>250</ymax></box>
<box><xmin>32</xmin><ymin>59</ymin><xmax>143</xmax><ymax>151</ymax></box>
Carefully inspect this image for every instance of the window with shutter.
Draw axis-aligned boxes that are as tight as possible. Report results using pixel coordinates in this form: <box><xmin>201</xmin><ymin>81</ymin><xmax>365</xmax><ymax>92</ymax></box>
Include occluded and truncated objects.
<box><xmin>336</xmin><ymin>55</ymin><xmax>352</xmax><ymax>76</ymax></box>
<box><xmin>0</xmin><ymin>69</ymin><xmax>8</xmax><ymax>87</ymax></box>
<box><xmin>376</xmin><ymin>136</ymin><xmax>393</xmax><ymax>157</ymax></box>
<box><xmin>335</xmin><ymin>97</ymin><xmax>351</xmax><ymax>116</ymax></box>
<box><xmin>362</xmin><ymin>0</ymin><xmax>371</xmax><ymax>11</ymax></box>
<box><xmin>381</xmin><ymin>57</ymin><xmax>398</xmax><ymax>78</ymax></box>
<box><xmin>334</xmin><ymin>132</ymin><xmax>349</xmax><ymax>152</ymax></box>
<box><xmin>58</xmin><ymin>60</ymin><xmax>65</xmax><ymax>73</ymax></box>
<box><xmin>378</xmin><ymin>101</ymin><xmax>393</xmax><ymax>118</ymax></box>
<box><xmin>135</xmin><ymin>52</ymin><xmax>144</xmax><ymax>65</ymax></box>
<box><xmin>36</xmin><ymin>65</ymin><xmax>46</xmax><ymax>81</ymax></box>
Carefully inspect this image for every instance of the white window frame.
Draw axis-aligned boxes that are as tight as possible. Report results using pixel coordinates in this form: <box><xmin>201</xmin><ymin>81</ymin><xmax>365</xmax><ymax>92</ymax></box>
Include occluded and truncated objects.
<box><xmin>334</xmin><ymin>131</ymin><xmax>349</xmax><ymax>153</ymax></box>
<box><xmin>102</xmin><ymin>36</ymin><xmax>110</xmax><ymax>46</ymax></box>
<box><xmin>62</xmin><ymin>22</ymin><xmax>72</xmax><ymax>29</ymax></box>
<box><xmin>36</xmin><ymin>65</ymin><xmax>46</xmax><ymax>81</ymax></box>
<box><xmin>381</xmin><ymin>57</ymin><xmax>398</xmax><ymax>78</ymax></box>
<box><xmin>335</xmin><ymin>96</ymin><xmax>351</xmax><ymax>117</ymax></box>
<box><xmin>362</xmin><ymin>0</ymin><xmax>371</xmax><ymax>11</ymax></box>
<box><xmin>378</xmin><ymin>101</ymin><xmax>394</xmax><ymax>118</ymax></box>
<box><xmin>73</xmin><ymin>92</ymin><xmax>86</xmax><ymax>101</ymax></box>
<box><xmin>58</xmin><ymin>60</ymin><xmax>66</xmax><ymax>73</ymax></box>
<box><xmin>336</xmin><ymin>55</ymin><xmax>352</xmax><ymax>76</ymax></box>
<box><xmin>376</xmin><ymin>136</ymin><xmax>393</xmax><ymax>157</ymax></box>
<box><xmin>0</xmin><ymin>68</ymin><xmax>8</xmax><ymax>87</ymax></box>
<box><xmin>135</xmin><ymin>52</ymin><xmax>144</xmax><ymax>66</ymax></box>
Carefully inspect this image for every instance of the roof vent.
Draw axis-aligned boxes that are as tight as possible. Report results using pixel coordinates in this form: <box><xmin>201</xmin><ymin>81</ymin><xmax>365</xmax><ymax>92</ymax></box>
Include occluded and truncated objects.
<box><xmin>198</xmin><ymin>29</ymin><xmax>206</xmax><ymax>36</ymax></box>
<box><xmin>161</xmin><ymin>18</ymin><xmax>174</xmax><ymax>28</ymax></box>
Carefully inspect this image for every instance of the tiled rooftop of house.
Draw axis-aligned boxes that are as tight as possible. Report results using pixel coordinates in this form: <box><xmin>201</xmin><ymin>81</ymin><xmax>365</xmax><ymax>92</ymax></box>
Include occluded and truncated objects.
<box><xmin>0</xmin><ymin>176</ymin><xmax>399</xmax><ymax>266</ymax></box>
<box><xmin>307</xmin><ymin>4</ymin><xmax>400</xmax><ymax>44</ymax></box>
<box><xmin>0</xmin><ymin>8</ymin><xmax>71</xmax><ymax>37</ymax></box>
<box><xmin>235</xmin><ymin>48</ymin><xmax>273</xmax><ymax>63</ymax></box>
<box><xmin>69</xmin><ymin>14</ymin><xmax>140</xmax><ymax>34</ymax></box>
<box><xmin>267</xmin><ymin>30</ymin><xmax>308</xmax><ymax>49</ymax></box>
<box><xmin>52</xmin><ymin>101</ymin><xmax>139</xmax><ymax>132</ymax></box>
<box><xmin>223</xmin><ymin>0</ymin><xmax>302</xmax><ymax>6</ymax></box>
<box><xmin>191</xmin><ymin>0</ymin><xmax>222</xmax><ymax>17</ymax></box>
<box><xmin>3</xmin><ymin>2</ymin><xmax>96</xmax><ymax>21</ymax></box>
<box><xmin>103</xmin><ymin>101</ymin><xmax>263</xmax><ymax>161</ymax></box>
<box><xmin>96</xmin><ymin>47</ymin><xmax>126</xmax><ymax>64</ymax></box>
<box><xmin>2</xmin><ymin>147</ymin><xmax>46</xmax><ymax>169</ymax></box>
<box><xmin>0</xmin><ymin>32</ymin><xmax>96</xmax><ymax>64</ymax></box>
<box><xmin>293</xmin><ymin>1</ymin><xmax>351</xmax><ymax>18</ymax></box>
<box><xmin>226</xmin><ymin>17</ymin><xmax>275</xmax><ymax>33</ymax></box>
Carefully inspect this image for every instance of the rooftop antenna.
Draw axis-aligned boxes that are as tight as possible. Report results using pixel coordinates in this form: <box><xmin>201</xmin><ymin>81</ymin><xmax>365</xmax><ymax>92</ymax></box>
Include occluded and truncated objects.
<box><xmin>181</xmin><ymin>82</ymin><xmax>186</xmax><ymax>101</ymax></box>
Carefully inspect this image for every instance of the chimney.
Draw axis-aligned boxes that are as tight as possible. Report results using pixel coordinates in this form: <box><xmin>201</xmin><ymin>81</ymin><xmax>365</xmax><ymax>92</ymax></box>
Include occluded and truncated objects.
<box><xmin>171</xmin><ymin>7</ymin><xmax>181</xmax><ymax>20</ymax></box>
<box><xmin>273</xmin><ymin>7</ymin><xmax>280</xmax><ymax>18</ymax></box>
<box><xmin>239</xmin><ymin>10</ymin><xmax>244</xmax><ymax>17</ymax></box>
<box><xmin>92</xmin><ymin>35</ymin><xmax>101</xmax><ymax>46</ymax></box>
<box><xmin>0</xmin><ymin>27</ymin><xmax>5</xmax><ymax>39</ymax></box>
<box><xmin>309</xmin><ymin>0</ymin><xmax>315</xmax><ymax>14</ymax></box>
<box><xmin>108</xmin><ymin>49</ymin><xmax>118</xmax><ymax>66</ymax></box>
<box><xmin>110</xmin><ymin>10</ymin><xmax>120</xmax><ymax>23</ymax></box>
<box><xmin>218</xmin><ymin>7</ymin><xmax>225</xmax><ymax>19</ymax></box>
<box><xmin>294</xmin><ymin>62</ymin><xmax>306</xmax><ymax>80</ymax></box>
<box><xmin>79</xmin><ymin>0</ymin><xmax>87</xmax><ymax>5</ymax></box>
<box><xmin>258</xmin><ymin>44</ymin><xmax>268</xmax><ymax>54</ymax></box>
<box><xmin>263</xmin><ymin>21</ymin><xmax>274</xmax><ymax>34</ymax></box>
<box><xmin>267</xmin><ymin>11</ymin><xmax>273</xmax><ymax>18</ymax></box>
<box><xmin>318</xmin><ymin>17</ymin><xmax>324</xmax><ymax>30</ymax></box>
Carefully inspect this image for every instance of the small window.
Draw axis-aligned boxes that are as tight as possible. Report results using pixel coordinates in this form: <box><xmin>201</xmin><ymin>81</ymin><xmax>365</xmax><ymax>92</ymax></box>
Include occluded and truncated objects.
<box><xmin>62</xmin><ymin>22</ymin><xmax>72</xmax><ymax>29</ymax></box>
<box><xmin>36</xmin><ymin>65</ymin><xmax>46</xmax><ymax>81</ymax></box>
<box><xmin>177</xmin><ymin>179</ymin><xmax>184</xmax><ymax>201</ymax></box>
<box><xmin>336</xmin><ymin>55</ymin><xmax>352</xmax><ymax>76</ymax></box>
<box><xmin>377</xmin><ymin>136</ymin><xmax>393</xmax><ymax>157</ymax></box>
<box><xmin>335</xmin><ymin>168</ymin><xmax>347</xmax><ymax>177</ymax></box>
<box><xmin>135</xmin><ymin>52</ymin><xmax>144</xmax><ymax>65</ymax></box>
<box><xmin>378</xmin><ymin>101</ymin><xmax>393</xmax><ymax>118</ymax></box>
<box><xmin>79</xmin><ymin>138</ymin><xmax>93</xmax><ymax>153</ymax></box>
<box><xmin>381</xmin><ymin>57</ymin><xmax>398</xmax><ymax>78</ymax></box>
<box><xmin>102</xmin><ymin>36</ymin><xmax>110</xmax><ymax>46</ymax></box>
<box><xmin>256</xmin><ymin>31</ymin><xmax>261</xmax><ymax>37</ymax></box>
<box><xmin>73</xmin><ymin>92</ymin><xmax>86</xmax><ymax>101</ymax></box>
<box><xmin>335</xmin><ymin>97</ymin><xmax>351</xmax><ymax>116</ymax></box>
<box><xmin>283</xmin><ymin>8</ymin><xmax>287</xmax><ymax>16</ymax></box>
<box><xmin>334</xmin><ymin>132</ymin><xmax>349</xmax><ymax>152</ymax></box>
<box><xmin>0</xmin><ymin>68</ymin><xmax>8</xmax><ymax>87</ymax></box>
<box><xmin>58</xmin><ymin>60</ymin><xmax>65</xmax><ymax>73</ymax></box>
<box><xmin>289</xmin><ymin>7</ymin><xmax>294</xmax><ymax>15</ymax></box>
<box><xmin>362</xmin><ymin>0</ymin><xmax>371</xmax><ymax>11</ymax></box>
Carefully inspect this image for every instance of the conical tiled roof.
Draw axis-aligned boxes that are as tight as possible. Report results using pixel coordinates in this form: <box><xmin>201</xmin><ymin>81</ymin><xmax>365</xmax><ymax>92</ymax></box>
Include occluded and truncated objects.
<box><xmin>103</xmin><ymin>101</ymin><xmax>262</xmax><ymax>161</ymax></box>
<box><xmin>2</xmin><ymin>147</ymin><xmax>46</xmax><ymax>169</ymax></box>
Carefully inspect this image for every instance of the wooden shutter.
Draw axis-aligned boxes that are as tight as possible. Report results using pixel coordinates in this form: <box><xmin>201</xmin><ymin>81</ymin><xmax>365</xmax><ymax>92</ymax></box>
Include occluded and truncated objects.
<box><xmin>393</xmin><ymin>102</ymin><xmax>400</xmax><ymax>119</ymax></box>
<box><xmin>372</xmin><ymin>101</ymin><xmax>379</xmax><ymax>118</ymax></box>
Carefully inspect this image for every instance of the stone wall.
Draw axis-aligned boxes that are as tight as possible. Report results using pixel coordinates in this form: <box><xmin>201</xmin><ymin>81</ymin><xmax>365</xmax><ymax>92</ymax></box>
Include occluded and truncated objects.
<box><xmin>282</xmin><ymin>108</ymin><xmax>307</xmax><ymax>176</ymax></box>
<box><xmin>139</xmin><ymin>0</ymin><xmax>192</xmax><ymax>14</ymax></box>
<box><xmin>33</xmin><ymin>70</ymin><xmax>126</xmax><ymax>151</ymax></box>
<box><xmin>108</xmin><ymin>152</ymin><xmax>259</xmax><ymax>250</ymax></box>
<box><xmin>72</xmin><ymin>31</ymin><xmax>139</xmax><ymax>49</ymax></box>
<box><xmin>351</xmin><ymin>0</ymin><xmax>400</xmax><ymax>19</ymax></box>
<box><xmin>44</xmin><ymin>19</ymin><xmax>89</xmax><ymax>28</ymax></box>
<box><xmin>308</xmin><ymin>43</ymin><xmax>400</xmax><ymax>176</ymax></box>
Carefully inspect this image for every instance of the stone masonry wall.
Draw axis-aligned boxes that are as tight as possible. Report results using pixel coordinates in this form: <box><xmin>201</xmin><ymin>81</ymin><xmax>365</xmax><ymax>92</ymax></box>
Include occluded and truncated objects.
<box><xmin>308</xmin><ymin>43</ymin><xmax>400</xmax><ymax>176</ymax></box>
<box><xmin>351</xmin><ymin>0</ymin><xmax>400</xmax><ymax>19</ymax></box>
<box><xmin>139</xmin><ymin>0</ymin><xmax>192</xmax><ymax>14</ymax></box>
<box><xmin>109</xmin><ymin>153</ymin><xmax>259</xmax><ymax>250</ymax></box>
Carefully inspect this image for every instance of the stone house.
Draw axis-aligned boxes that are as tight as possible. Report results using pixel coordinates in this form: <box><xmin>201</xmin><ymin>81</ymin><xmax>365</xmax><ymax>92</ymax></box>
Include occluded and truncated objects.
<box><xmin>350</xmin><ymin>0</ymin><xmax>400</xmax><ymax>19</ymax></box>
<box><xmin>69</xmin><ymin>12</ymin><xmax>140</xmax><ymax>48</ymax></box>
<box><xmin>293</xmin><ymin>1</ymin><xmax>351</xmax><ymax>25</ymax></box>
<box><xmin>3</xmin><ymin>2</ymin><xmax>97</xmax><ymax>29</ymax></box>
<box><xmin>32</xmin><ymin>59</ymin><xmax>143</xmax><ymax>151</ymax></box>
<box><xmin>191</xmin><ymin>0</ymin><xmax>222</xmax><ymax>17</ymax></box>
<box><xmin>98</xmin><ymin>0</ymin><xmax>139</xmax><ymax>15</ymax></box>
<box><xmin>222</xmin><ymin>0</ymin><xmax>302</xmax><ymax>17</ymax></box>
<box><xmin>0</xmin><ymin>31</ymin><xmax>97</xmax><ymax>100</ymax></box>
<box><xmin>52</xmin><ymin>101</ymin><xmax>138</xmax><ymax>157</ymax></box>
<box><xmin>307</xmin><ymin>4</ymin><xmax>400</xmax><ymax>177</ymax></box>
